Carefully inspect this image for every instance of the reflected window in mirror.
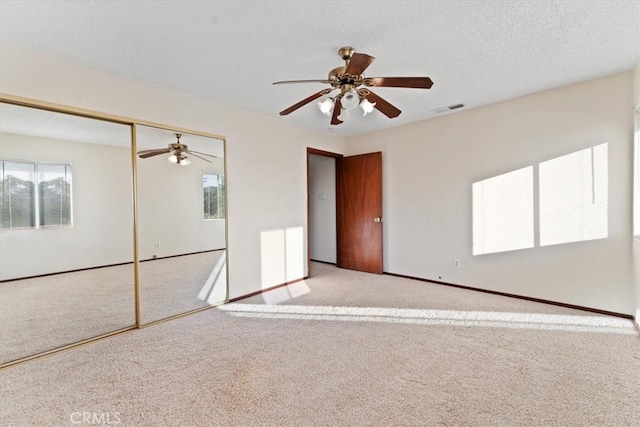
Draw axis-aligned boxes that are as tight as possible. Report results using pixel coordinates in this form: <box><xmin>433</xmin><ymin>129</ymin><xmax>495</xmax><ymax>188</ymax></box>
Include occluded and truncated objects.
<box><xmin>1</xmin><ymin>160</ymin><xmax>73</xmax><ymax>230</ymax></box>
<box><xmin>0</xmin><ymin>100</ymin><xmax>135</xmax><ymax>366</ymax></box>
<box><xmin>204</xmin><ymin>173</ymin><xmax>225</xmax><ymax>219</ymax></box>
<box><xmin>38</xmin><ymin>163</ymin><xmax>72</xmax><ymax>228</ymax></box>
<box><xmin>136</xmin><ymin>125</ymin><xmax>227</xmax><ymax>324</ymax></box>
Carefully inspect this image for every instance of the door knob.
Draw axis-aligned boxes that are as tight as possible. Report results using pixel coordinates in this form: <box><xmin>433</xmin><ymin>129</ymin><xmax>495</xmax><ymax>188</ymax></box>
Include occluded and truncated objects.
<box><xmin>374</xmin><ymin>217</ymin><xmax>381</xmax><ymax>223</ymax></box>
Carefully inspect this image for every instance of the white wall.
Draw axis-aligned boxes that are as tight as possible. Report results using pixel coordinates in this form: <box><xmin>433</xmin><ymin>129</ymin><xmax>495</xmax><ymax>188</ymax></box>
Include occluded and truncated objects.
<box><xmin>0</xmin><ymin>44</ymin><xmax>346</xmax><ymax>297</ymax></box>
<box><xmin>0</xmin><ymin>133</ymin><xmax>133</xmax><ymax>280</ymax></box>
<box><xmin>633</xmin><ymin>62</ymin><xmax>640</xmax><ymax>321</ymax></box>
<box><xmin>308</xmin><ymin>154</ymin><xmax>336</xmax><ymax>263</ymax></box>
<box><xmin>6</xmin><ymin>44</ymin><xmax>633</xmax><ymax>315</ymax></box>
<box><xmin>346</xmin><ymin>72</ymin><xmax>635</xmax><ymax>315</ymax></box>
<box><xmin>634</xmin><ymin>62</ymin><xmax>640</xmax><ymax>109</ymax></box>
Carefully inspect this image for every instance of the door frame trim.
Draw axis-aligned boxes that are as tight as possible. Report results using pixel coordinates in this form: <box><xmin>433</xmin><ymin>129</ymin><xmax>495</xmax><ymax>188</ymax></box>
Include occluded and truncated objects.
<box><xmin>306</xmin><ymin>147</ymin><xmax>343</xmax><ymax>276</ymax></box>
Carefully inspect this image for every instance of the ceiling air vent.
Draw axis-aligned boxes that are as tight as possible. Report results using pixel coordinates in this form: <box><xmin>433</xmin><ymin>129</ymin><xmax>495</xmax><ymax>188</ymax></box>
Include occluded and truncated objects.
<box><xmin>432</xmin><ymin>103</ymin><xmax>465</xmax><ymax>114</ymax></box>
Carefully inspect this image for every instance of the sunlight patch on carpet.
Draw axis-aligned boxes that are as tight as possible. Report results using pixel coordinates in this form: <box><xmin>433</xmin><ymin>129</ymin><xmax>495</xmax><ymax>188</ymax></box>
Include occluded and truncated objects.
<box><xmin>218</xmin><ymin>304</ymin><xmax>637</xmax><ymax>335</ymax></box>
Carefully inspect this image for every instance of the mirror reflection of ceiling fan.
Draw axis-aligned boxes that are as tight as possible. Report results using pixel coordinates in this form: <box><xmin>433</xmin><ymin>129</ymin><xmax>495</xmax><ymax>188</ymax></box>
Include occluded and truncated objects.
<box><xmin>273</xmin><ymin>46</ymin><xmax>434</xmax><ymax>125</ymax></box>
<box><xmin>136</xmin><ymin>133</ymin><xmax>217</xmax><ymax>166</ymax></box>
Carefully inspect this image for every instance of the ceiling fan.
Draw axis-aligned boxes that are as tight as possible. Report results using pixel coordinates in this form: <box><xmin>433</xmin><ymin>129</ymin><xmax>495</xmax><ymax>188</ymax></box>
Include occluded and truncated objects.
<box><xmin>273</xmin><ymin>46</ymin><xmax>434</xmax><ymax>125</ymax></box>
<box><xmin>137</xmin><ymin>133</ymin><xmax>217</xmax><ymax>166</ymax></box>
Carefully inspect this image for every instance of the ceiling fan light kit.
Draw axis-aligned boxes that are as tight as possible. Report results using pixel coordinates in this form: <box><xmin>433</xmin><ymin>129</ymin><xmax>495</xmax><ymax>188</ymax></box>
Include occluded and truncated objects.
<box><xmin>273</xmin><ymin>46</ymin><xmax>434</xmax><ymax>126</ymax></box>
<box><xmin>340</xmin><ymin>88</ymin><xmax>360</xmax><ymax>110</ymax></box>
<box><xmin>167</xmin><ymin>153</ymin><xmax>191</xmax><ymax>166</ymax></box>
<box><xmin>337</xmin><ymin>108</ymin><xmax>349</xmax><ymax>123</ymax></box>
<box><xmin>136</xmin><ymin>133</ymin><xmax>217</xmax><ymax>166</ymax></box>
<box><xmin>360</xmin><ymin>98</ymin><xmax>376</xmax><ymax>116</ymax></box>
<box><xmin>318</xmin><ymin>98</ymin><xmax>334</xmax><ymax>116</ymax></box>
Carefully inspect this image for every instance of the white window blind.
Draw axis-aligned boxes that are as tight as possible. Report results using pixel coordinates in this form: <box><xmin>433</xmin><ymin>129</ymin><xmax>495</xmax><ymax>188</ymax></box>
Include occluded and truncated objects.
<box><xmin>38</xmin><ymin>163</ymin><xmax>72</xmax><ymax>228</ymax></box>
<box><xmin>472</xmin><ymin>166</ymin><xmax>534</xmax><ymax>255</ymax></box>
<box><xmin>0</xmin><ymin>161</ymin><xmax>35</xmax><ymax>229</ymax></box>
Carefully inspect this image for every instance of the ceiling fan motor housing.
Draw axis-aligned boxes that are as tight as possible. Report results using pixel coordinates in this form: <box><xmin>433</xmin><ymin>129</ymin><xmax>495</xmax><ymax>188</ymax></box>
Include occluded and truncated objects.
<box><xmin>169</xmin><ymin>142</ymin><xmax>187</xmax><ymax>152</ymax></box>
<box><xmin>329</xmin><ymin>66</ymin><xmax>347</xmax><ymax>81</ymax></box>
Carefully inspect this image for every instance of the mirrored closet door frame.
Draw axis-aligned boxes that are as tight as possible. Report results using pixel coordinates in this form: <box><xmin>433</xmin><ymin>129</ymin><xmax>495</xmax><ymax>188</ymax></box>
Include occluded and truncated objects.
<box><xmin>0</xmin><ymin>93</ymin><xmax>229</xmax><ymax>368</ymax></box>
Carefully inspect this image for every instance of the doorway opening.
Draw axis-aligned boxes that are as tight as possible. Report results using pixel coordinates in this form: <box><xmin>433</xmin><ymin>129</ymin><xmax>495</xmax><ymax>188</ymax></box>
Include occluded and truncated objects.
<box><xmin>306</xmin><ymin>148</ymin><xmax>383</xmax><ymax>276</ymax></box>
<box><xmin>307</xmin><ymin>148</ymin><xmax>342</xmax><ymax>274</ymax></box>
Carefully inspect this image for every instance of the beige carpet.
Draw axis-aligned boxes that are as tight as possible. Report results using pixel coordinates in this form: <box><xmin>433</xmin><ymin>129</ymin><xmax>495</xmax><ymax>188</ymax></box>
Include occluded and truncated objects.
<box><xmin>0</xmin><ymin>251</ymin><xmax>225</xmax><ymax>364</ymax></box>
<box><xmin>1</xmin><ymin>262</ymin><xmax>638</xmax><ymax>426</ymax></box>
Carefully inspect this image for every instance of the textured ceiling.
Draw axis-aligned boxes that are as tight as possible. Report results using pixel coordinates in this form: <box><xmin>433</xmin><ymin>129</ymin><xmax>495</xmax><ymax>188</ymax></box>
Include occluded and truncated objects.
<box><xmin>1</xmin><ymin>1</ymin><xmax>639</xmax><ymax>137</ymax></box>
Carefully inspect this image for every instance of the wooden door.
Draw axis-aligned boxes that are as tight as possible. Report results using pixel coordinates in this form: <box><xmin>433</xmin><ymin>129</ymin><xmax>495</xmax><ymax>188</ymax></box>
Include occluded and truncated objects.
<box><xmin>336</xmin><ymin>152</ymin><xmax>383</xmax><ymax>274</ymax></box>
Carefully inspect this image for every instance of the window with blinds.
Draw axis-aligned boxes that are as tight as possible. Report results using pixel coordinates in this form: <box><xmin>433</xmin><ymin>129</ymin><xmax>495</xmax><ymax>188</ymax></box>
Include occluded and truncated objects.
<box><xmin>0</xmin><ymin>161</ymin><xmax>72</xmax><ymax>230</ymax></box>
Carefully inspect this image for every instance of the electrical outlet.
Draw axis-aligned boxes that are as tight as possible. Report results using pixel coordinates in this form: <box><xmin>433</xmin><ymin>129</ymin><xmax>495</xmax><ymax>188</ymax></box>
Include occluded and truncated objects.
<box><xmin>155</xmin><ymin>242</ymin><xmax>160</xmax><ymax>249</ymax></box>
<box><xmin>453</xmin><ymin>259</ymin><xmax>460</xmax><ymax>268</ymax></box>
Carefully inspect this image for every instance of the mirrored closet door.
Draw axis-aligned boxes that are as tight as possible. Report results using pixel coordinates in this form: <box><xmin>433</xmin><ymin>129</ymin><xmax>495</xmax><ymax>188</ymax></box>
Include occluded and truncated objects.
<box><xmin>135</xmin><ymin>125</ymin><xmax>227</xmax><ymax>325</ymax></box>
<box><xmin>0</xmin><ymin>101</ymin><xmax>136</xmax><ymax>365</ymax></box>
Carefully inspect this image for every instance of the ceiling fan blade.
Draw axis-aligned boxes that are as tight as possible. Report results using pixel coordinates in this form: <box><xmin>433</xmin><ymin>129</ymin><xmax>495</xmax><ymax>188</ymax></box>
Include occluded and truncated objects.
<box><xmin>187</xmin><ymin>150</ymin><xmax>218</xmax><ymax>159</ymax></box>
<box><xmin>330</xmin><ymin>98</ymin><xmax>343</xmax><ymax>125</ymax></box>
<box><xmin>279</xmin><ymin>90</ymin><xmax>328</xmax><ymax>116</ymax></box>
<box><xmin>345</xmin><ymin>52</ymin><xmax>375</xmax><ymax>75</ymax></box>
<box><xmin>186</xmin><ymin>151</ymin><xmax>213</xmax><ymax>163</ymax></box>
<box><xmin>137</xmin><ymin>148</ymin><xmax>171</xmax><ymax>158</ymax></box>
<box><xmin>368</xmin><ymin>77</ymin><xmax>434</xmax><ymax>89</ymax></box>
<box><xmin>365</xmin><ymin>91</ymin><xmax>402</xmax><ymax>119</ymax></box>
<box><xmin>273</xmin><ymin>79</ymin><xmax>332</xmax><ymax>85</ymax></box>
<box><xmin>137</xmin><ymin>148</ymin><xmax>166</xmax><ymax>154</ymax></box>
